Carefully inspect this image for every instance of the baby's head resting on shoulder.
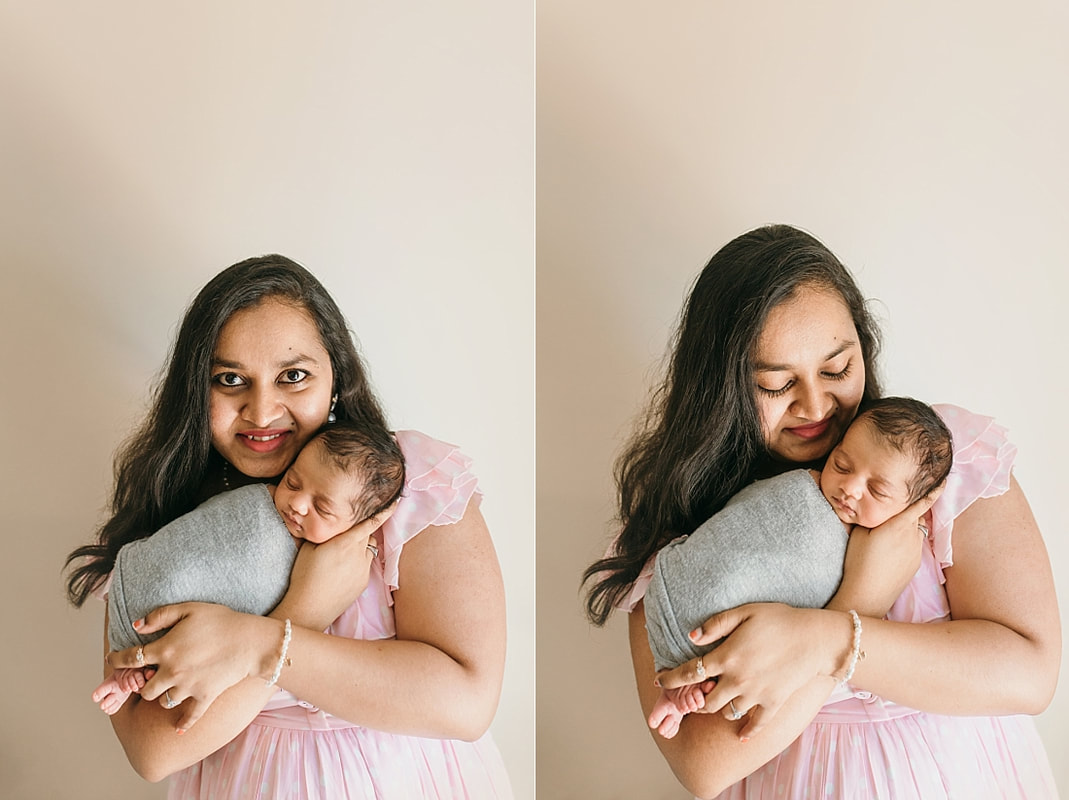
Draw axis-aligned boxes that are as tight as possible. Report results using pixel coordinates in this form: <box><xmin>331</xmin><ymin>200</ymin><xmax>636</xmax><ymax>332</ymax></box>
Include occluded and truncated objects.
<box><xmin>819</xmin><ymin>397</ymin><xmax>953</xmax><ymax>529</ymax></box>
<box><xmin>273</xmin><ymin>423</ymin><xmax>406</xmax><ymax>544</ymax></box>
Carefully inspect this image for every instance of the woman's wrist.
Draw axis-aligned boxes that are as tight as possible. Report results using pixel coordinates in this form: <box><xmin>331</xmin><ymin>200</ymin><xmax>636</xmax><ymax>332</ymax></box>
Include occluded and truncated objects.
<box><xmin>831</xmin><ymin>610</ymin><xmax>864</xmax><ymax>684</ymax></box>
<box><xmin>253</xmin><ymin>615</ymin><xmax>293</xmax><ymax>683</ymax></box>
<box><xmin>819</xmin><ymin>609</ymin><xmax>862</xmax><ymax>680</ymax></box>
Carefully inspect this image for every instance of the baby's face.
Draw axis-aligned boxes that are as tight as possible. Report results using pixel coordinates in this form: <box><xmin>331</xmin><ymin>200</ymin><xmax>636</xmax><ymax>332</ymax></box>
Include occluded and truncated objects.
<box><xmin>273</xmin><ymin>441</ymin><xmax>361</xmax><ymax>544</ymax></box>
<box><xmin>819</xmin><ymin>419</ymin><xmax>917</xmax><ymax>529</ymax></box>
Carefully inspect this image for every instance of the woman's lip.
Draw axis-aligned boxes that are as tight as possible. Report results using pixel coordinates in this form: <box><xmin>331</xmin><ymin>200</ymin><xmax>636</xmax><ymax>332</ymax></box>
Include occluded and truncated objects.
<box><xmin>786</xmin><ymin>418</ymin><xmax>832</xmax><ymax>440</ymax></box>
<box><xmin>237</xmin><ymin>429</ymin><xmax>291</xmax><ymax>453</ymax></box>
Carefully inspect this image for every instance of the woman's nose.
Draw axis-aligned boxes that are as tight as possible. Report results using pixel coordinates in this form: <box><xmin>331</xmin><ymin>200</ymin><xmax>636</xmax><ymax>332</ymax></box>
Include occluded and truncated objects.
<box><xmin>791</xmin><ymin>381</ymin><xmax>829</xmax><ymax>422</ymax></box>
<box><xmin>242</xmin><ymin>385</ymin><xmax>284</xmax><ymax>427</ymax></box>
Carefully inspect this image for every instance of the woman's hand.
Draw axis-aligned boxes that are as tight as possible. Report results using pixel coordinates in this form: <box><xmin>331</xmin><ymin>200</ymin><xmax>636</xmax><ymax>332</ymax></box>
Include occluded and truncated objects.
<box><xmin>280</xmin><ymin>505</ymin><xmax>395</xmax><ymax>630</ymax></box>
<box><xmin>655</xmin><ymin>603</ymin><xmax>846</xmax><ymax>740</ymax></box>
<box><xmin>831</xmin><ymin>483</ymin><xmax>944</xmax><ymax>617</ymax></box>
<box><xmin>107</xmin><ymin>602</ymin><xmax>280</xmax><ymax>733</ymax></box>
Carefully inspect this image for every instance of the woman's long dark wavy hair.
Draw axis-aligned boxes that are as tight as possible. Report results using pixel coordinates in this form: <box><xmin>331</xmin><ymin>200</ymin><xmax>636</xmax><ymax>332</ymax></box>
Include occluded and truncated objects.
<box><xmin>65</xmin><ymin>255</ymin><xmax>391</xmax><ymax>607</ymax></box>
<box><xmin>582</xmin><ymin>225</ymin><xmax>884</xmax><ymax>626</ymax></box>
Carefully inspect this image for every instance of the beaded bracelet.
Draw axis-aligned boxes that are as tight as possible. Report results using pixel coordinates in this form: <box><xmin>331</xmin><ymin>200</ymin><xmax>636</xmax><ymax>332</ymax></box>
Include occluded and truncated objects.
<box><xmin>839</xmin><ymin>609</ymin><xmax>865</xmax><ymax>686</ymax></box>
<box><xmin>266</xmin><ymin>618</ymin><xmax>292</xmax><ymax>687</ymax></box>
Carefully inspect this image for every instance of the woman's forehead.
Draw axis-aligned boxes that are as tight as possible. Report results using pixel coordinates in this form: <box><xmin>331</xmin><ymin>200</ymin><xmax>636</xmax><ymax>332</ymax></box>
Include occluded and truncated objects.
<box><xmin>754</xmin><ymin>286</ymin><xmax>858</xmax><ymax>366</ymax></box>
<box><xmin>214</xmin><ymin>298</ymin><xmax>329</xmax><ymax>361</ymax></box>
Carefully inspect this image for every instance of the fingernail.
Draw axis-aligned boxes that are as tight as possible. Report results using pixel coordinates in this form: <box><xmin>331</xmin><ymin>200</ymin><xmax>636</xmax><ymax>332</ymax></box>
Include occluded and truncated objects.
<box><xmin>688</xmin><ymin>628</ymin><xmax>700</xmax><ymax>640</ymax></box>
<box><xmin>133</xmin><ymin>619</ymin><xmax>144</xmax><ymax>630</ymax></box>
<box><xmin>176</xmin><ymin>728</ymin><xmax>186</xmax><ymax>736</ymax></box>
<box><xmin>740</xmin><ymin>736</ymin><xmax>750</xmax><ymax>743</ymax></box>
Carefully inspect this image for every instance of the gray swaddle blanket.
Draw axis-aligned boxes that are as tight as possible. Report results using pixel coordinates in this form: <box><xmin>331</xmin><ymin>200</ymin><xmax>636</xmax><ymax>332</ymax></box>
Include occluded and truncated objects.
<box><xmin>107</xmin><ymin>484</ymin><xmax>298</xmax><ymax>651</ymax></box>
<box><xmin>645</xmin><ymin>469</ymin><xmax>848</xmax><ymax>671</ymax></box>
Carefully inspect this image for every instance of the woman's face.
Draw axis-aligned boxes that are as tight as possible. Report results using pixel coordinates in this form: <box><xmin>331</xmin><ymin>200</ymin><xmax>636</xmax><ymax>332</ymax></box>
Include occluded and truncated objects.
<box><xmin>209</xmin><ymin>296</ymin><xmax>335</xmax><ymax>479</ymax></box>
<box><xmin>752</xmin><ymin>284</ymin><xmax>866</xmax><ymax>464</ymax></box>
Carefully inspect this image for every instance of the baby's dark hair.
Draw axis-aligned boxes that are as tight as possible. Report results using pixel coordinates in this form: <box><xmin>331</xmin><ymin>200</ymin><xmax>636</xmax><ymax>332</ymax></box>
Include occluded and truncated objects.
<box><xmin>310</xmin><ymin>423</ymin><xmax>406</xmax><ymax>522</ymax></box>
<box><xmin>855</xmin><ymin>397</ymin><xmax>953</xmax><ymax>503</ymax></box>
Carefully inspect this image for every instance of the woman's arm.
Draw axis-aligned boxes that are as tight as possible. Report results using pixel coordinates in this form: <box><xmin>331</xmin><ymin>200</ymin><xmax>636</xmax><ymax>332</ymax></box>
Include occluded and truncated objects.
<box><xmin>629</xmin><ymin>601</ymin><xmax>839</xmax><ymax>799</ymax></box>
<box><xmin>104</xmin><ymin>606</ymin><xmax>281</xmax><ymax>782</ymax></box>
<box><xmin>108</xmin><ymin>504</ymin><xmax>506</xmax><ymax>779</ymax></box>
<box><xmin>106</xmin><ymin>510</ymin><xmax>388</xmax><ymax>780</ymax></box>
<box><xmin>843</xmin><ymin>476</ymin><xmax>1060</xmax><ymax>713</ymax></box>
<box><xmin>657</xmin><ymin>477</ymin><xmax>1059</xmax><ymax>748</ymax></box>
<box><xmin>258</xmin><ymin>502</ymin><xmax>507</xmax><ymax>739</ymax></box>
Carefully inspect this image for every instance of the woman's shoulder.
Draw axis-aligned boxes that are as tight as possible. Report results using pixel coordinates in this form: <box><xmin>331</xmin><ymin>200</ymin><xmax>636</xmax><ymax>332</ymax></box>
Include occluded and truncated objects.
<box><xmin>380</xmin><ymin>430</ymin><xmax>483</xmax><ymax>591</ymax></box>
<box><xmin>929</xmin><ymin>403</ymin><xmax>1018</xmax><ymax>568</ymax></box>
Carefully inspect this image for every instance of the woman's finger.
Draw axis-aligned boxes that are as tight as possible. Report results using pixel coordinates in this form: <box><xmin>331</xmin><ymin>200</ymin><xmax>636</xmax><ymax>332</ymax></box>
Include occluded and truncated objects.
<box><xmin>108</xmin><ymin>642</ymin><xmax>152</xmax><ymax>670</ymax></box>
<box><xmin>738</xmin><ymin>704</ymin><xmax>769</xmax><ymax>741</ymax></box>
<box><xmin>158</xmin><ymin>686</ymin><xmax>184</xmax><ymax>712</ymax></box>
<box><xmin>721</xmin><ymin>696</ymin><xmax>747</xmax><ymax>723</ymax></box>
<box><xmin>346</xmin><ymin>502</ymin><xmax>397</xmax><ymax>538</ymax></box>
<box><xmin>135</xmin><ymin>602</ymin><xmax>198</xmax><ymax>637</ymax></box>
<box><xmin>107</xmin><ymin>605</ymin><xmax>200</xmax><ymax>668</ymax></box>
<box><xmin>906</xmin><ymin>479</ymin><xmax>946</xmax><ymax>518</ymax></box>
<box><xmin>175</xmin><ymin>697</ymin><xmax>213</xmax><ymax>734</ymax></box>
<box><xmin>686</xmin><ymin>605</ymin><xmax>750</xmax><ymax>647</ymax></box>
<box><xmin>656</xmin><ymin>654</ymin><xmax>719</xmax><ymax>690</ymax></box>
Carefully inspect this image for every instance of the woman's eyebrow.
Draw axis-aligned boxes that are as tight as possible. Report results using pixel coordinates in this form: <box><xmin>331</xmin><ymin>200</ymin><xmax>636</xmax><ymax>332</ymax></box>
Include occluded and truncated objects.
<box><xmin>211</xmin><ymin>354</ymin><xmax>320</xmax><ymax>369</ymax></box>
<box><xmin>753</xmin><ymin>340</ymin><xmax>857</xmax><ymax>372</ymax></box>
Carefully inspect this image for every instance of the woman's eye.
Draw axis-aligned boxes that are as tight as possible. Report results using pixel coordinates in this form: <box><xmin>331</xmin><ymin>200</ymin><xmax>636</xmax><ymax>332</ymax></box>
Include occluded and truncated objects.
<box><xmin>757</xmin><ymin>381</ymin><xmax>793</xmax><ymax>398</ymax></box>
<box><xmin>280</xmin><ymin>369</ymin><xmax>309</xmax><ymax>384</ymax></box>
<box><xmin>213</xmin><ymin>372</ymin><xmax>245</xmax><ymax>387</ymax></box>
<box><xmin>822</xmin><ymin>362</ymin><xmax>853</xmax><ymax>381</ymax></box>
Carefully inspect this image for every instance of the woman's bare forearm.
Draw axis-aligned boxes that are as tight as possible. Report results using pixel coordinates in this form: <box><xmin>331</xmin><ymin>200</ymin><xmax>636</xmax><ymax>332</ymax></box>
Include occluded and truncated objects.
<box><xmin>104</xmin><ymin>609</ymin><xmax>277</xmax><ymax>782</ymax></box>
<box><xmin>629</xmin><ymin>603</ymin><xmax>834</xmax><ymax>798</ymax></box>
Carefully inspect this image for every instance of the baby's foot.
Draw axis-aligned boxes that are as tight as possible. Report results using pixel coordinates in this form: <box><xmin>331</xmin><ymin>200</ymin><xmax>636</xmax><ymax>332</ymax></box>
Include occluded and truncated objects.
<box><xmin>92</xmin><ymin>678</ymin><xmax>132</xmax><ymax>716</ymax></box>
<box><xmin>115</xmin><ymin>667</ymin><xmax>147</xmax><ymax>694</ymax></box>
<box><xmin>647</xmin><ymin>681</ymin><xmax>715</xmax><ymax>739</ymax></box>
<box><xmin>92</xmin><ymin>667</ymin><xmax>148</xmax><ymax>715</ymax></box>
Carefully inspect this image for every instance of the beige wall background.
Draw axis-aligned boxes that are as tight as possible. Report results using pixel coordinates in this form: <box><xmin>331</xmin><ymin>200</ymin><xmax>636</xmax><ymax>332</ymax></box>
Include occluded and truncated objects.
<box><xmin>538</xmin><ymin>2</ymin><xmax>1069</xmax><ymax>798</ymax></box>
<box><xmin>0</xmin><ymin>4</ymin><xmax>533</xmax><ymax>799</ymax></box>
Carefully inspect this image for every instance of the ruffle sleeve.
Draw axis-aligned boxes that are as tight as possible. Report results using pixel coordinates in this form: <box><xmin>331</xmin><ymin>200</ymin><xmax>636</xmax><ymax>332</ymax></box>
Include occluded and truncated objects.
<box><xmin>615</xmin><ymin>553</ymin><xmax>656</xmax><ymax>613</ymax></box>
<box><xmin>379</xmin><ymin>429</ymin><xmax>482</xmax><ymax>601</ymax></box>
<box><xmin>929</xmin><ymin>404</ymin><xmax>1017</xmax><ymax>572</ymax></box>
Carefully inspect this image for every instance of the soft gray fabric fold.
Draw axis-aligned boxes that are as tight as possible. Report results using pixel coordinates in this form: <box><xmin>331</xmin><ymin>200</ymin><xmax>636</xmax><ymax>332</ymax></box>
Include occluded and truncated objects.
<box><xmin>108</xmin><ymin>484</ymin><xmax>298</xmax><ymax>651</ymax></box>
<box><xmin>645</xmin><ymin>470</ymin><xmax>848</xmax><ymax>671</ymax></box>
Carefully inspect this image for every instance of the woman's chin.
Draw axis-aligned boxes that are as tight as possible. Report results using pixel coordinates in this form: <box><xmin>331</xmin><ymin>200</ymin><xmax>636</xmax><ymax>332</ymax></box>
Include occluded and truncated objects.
<box><xmin>228</xmin><ymin>452</ymin><xmax>292</xmax><ymax>480</ymax></box>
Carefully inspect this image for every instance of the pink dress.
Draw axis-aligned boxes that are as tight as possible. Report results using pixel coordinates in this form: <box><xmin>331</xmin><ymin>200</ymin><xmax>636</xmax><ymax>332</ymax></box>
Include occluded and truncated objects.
<box><xmin>168</xmin><ymin>430</ymin><xmax>514</xmax><ymax>799</ymax></box>
<box><xmin>620</xmin><ymin>406</ymin><xmax>1058</xmax><ymax>799</ymax></box>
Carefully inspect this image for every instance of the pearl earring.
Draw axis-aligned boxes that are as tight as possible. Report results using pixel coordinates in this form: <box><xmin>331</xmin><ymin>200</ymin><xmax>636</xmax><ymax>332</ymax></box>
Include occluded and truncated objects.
<box><xmin>328</xmin><ymin>394</ymin><xmax>338</xmax><ymax>424</ymax></box>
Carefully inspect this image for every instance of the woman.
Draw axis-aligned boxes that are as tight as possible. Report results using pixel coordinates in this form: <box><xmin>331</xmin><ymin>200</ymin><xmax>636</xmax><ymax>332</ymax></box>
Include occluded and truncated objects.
<box><xmin>66</xmin><ymin>255</ymin><xmax>512</xmax><ymax>798</ymax></box>
<box><xmin>584</xmin><ymin>225</ymin><xmax>1059</xmax><ymax>798</ymax></box>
